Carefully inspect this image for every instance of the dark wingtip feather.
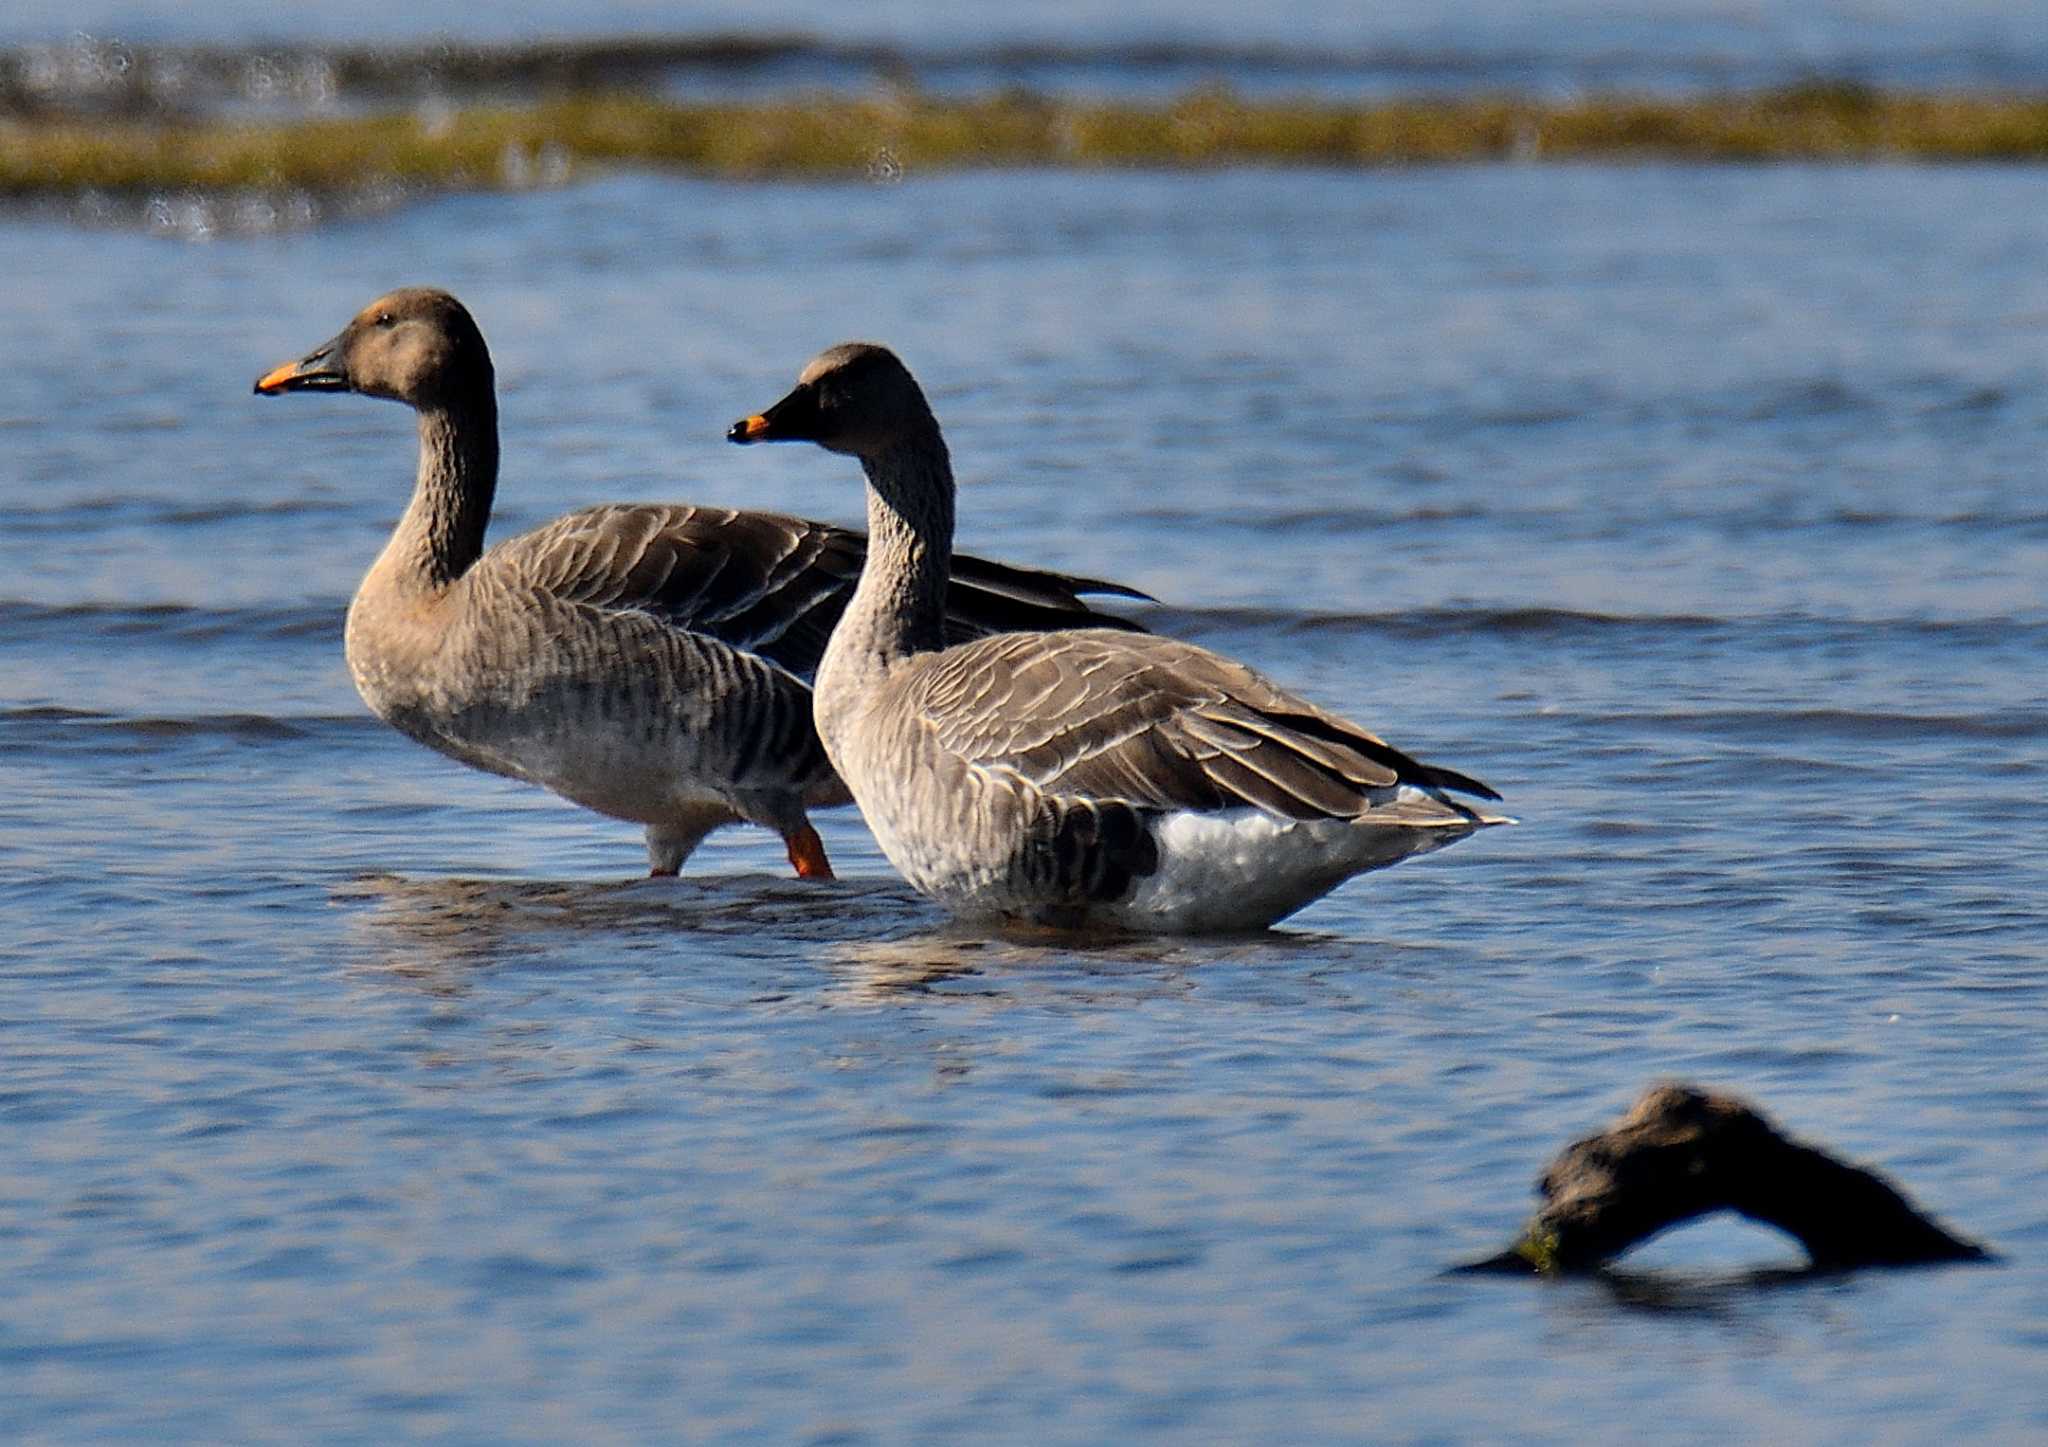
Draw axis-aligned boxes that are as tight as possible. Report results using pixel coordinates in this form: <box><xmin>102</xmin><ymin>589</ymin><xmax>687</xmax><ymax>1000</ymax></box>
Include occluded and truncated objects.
<box><xmin>1264</xmin><ymin>707</ymin><xmax>1502</xmax><ymax>802</ymax></box>
<box><xmin>1066</xmin><ymin>576</ymin><xmax>1159</xmax><ymax>604</ymax></box>
<box><xmin>948</xmin><ymin>551</ymin><xmax>1158</xmax><ymax>606</ymax></box>
<box><xmin>942</xmin><ymin>551</ymin><xmax>1154</xmax><ymax>636</ymax></box>
<box><xmin>943</xmin><ymin>590</ymin><xmax>1150</xmax><ymax>637</ymax></box>
<box><xmin>1414</xmin><ymin>762</ymin><xmax>1503</xmax><ymax>802</ymax></box>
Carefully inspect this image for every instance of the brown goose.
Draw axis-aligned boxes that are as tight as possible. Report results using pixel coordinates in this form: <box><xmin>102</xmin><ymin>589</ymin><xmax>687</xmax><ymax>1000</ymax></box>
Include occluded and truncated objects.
<box><xmin>254</xmin><ymin>289</ymin><xmax>1145</xmax><ymax>878</ymax></box>
<box><xmin>729</xmin><ymin>343</ymin><xmax>1509</xmax><ymax>932</ymax></box>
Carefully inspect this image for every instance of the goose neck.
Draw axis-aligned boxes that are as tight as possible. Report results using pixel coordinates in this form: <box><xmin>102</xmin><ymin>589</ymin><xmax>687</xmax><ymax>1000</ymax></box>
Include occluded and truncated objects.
<box><xmin>389</xmin><ymin>389</ymin><xmax>499</xmax><ymax>592</ymax></box>
<box><xmin>839</xmin><ymin>431</ymin><xmax>956</xmax><ymax>669</ymax></box>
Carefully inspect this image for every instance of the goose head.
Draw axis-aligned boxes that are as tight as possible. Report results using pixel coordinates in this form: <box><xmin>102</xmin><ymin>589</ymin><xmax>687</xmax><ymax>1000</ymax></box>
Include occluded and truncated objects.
<box><xmin>728</xmin><ymin>342</ymin><xmax>935</xmax><ymax>458</ymax></box>
<box><xmin>254</xmin><ymin>287</ymin><xmax>492</xmax><ymax>409</ymax></box>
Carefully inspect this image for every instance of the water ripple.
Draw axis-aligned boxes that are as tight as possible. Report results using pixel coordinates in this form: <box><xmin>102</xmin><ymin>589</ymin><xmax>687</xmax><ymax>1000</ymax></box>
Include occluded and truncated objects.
<box><xmin>1144</xmin><ymin>605</ymin><xmax>2041</xmax><ymax>645</ymax></box>
<box><xmin>0</xmin><ymin>599</ymin><xmax>340</xmax><ymax>642</ymax></box>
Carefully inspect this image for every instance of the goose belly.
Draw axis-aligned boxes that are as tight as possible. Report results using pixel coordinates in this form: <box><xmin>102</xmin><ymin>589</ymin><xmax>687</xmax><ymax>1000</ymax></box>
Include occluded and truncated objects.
<box><xmin>379</xmin><ymin>693</ymin><xmax>736</xmax><ymax>817</ymax></box>
<box><xmin>854</xmin><ymin>785</ymin><xmax>1007</xmax><ymax>908</ymax></box>
<box><xmin>350</xmin><ymin>640</ymin><xmax>798</xmax><ymax>826</ymax></box>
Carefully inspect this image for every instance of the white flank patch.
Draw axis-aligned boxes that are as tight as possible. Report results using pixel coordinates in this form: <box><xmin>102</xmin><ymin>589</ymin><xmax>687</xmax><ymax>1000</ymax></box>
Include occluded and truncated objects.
<box><xmin>1116</xmin><ymin>811</ymin><xmax>1379</xmax><ymax>932</ymax></box>
<box><xmin>1096</xmin><ymin>785</ymin><xmax>1493</xmax><ymax>931</ymax></box>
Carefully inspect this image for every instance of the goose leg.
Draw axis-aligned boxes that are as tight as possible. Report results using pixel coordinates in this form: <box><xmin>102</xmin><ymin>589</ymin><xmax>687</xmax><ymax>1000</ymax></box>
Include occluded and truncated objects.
<box><xmin>783</xmin><ymin>823</ymin><xmax>834</xmax><ymax>880</ymax></box>
<box><xmin>644</xmin><ymin>806</ymin><xmax>731</xmax><ymax>878</ymax></box>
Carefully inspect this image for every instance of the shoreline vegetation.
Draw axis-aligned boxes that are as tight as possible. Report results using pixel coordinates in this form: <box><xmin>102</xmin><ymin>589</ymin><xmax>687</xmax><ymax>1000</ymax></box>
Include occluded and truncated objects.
<box><xmin>10</xmin><ymin>84</ymin><xmax>2048</xmax><ymax>203</ymax></box>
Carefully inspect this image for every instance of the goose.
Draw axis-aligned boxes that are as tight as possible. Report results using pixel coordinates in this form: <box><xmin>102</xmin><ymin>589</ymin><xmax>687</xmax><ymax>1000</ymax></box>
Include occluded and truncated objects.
<box><xmin>728</xmin><ymin>343</ymin><xmax>1510</xmax><ymax>932</ymax></box>
<box><xmin>253</xmin><ymin>289</ymin><xmax>1146</xmax><ymax>879</ymax></box>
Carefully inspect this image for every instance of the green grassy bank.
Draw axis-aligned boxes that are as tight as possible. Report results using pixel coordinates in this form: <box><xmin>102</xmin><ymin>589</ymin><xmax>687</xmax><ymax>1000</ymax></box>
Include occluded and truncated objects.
<box><xmin>9</xmin><ymin>85</ymin><xmax>2048</xmax><ymax>197</ymax></box>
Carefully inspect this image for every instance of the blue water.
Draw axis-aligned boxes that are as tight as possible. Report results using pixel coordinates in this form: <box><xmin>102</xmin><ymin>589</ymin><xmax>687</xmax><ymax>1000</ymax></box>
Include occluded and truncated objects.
<box><xmin>3</xmin><ymin>164</ymin><xmax>2046</xmax><ymax>1439</ymax></box>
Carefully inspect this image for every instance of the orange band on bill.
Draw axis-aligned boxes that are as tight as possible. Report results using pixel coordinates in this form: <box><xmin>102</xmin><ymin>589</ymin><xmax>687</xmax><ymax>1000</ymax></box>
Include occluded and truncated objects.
<box><xmin>254</xmin><ymin>360</ymin><xmax>301</xmax><ymax>394</ymax></box>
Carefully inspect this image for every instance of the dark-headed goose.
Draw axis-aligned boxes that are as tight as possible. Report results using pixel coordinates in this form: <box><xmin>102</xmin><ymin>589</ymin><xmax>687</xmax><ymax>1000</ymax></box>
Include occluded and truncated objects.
<box><xmin>728</xmin><ymin>343</ymin><xmax>1508</xmax><ymax>931</ymax></box>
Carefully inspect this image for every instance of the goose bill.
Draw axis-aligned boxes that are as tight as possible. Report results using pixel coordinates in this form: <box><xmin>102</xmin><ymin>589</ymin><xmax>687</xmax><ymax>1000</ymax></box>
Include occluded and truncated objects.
<box><xmin>253</xmin><ymin>337</ymin><xmax>348</xmax><ymax>395</ymax></box>
<box><xmin>726</xmin><ymin>384</ymin><xmax>819</xmax><ymax>444</ymax></box>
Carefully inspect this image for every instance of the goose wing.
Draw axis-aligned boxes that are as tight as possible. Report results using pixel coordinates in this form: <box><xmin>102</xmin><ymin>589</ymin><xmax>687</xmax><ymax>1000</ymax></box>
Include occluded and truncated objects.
<box><xmin>488</xmin><ymin>504</ymin><xmax>1147</xmax><ymax>678</ymax></box>
<box><xmin>908</xmin><ymin>630</ymin><xmax>1501</xmax><ymax>821</ymax></box>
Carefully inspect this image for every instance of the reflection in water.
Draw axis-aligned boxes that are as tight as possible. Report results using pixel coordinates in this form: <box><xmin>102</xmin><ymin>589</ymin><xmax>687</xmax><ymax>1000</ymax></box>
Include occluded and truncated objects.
<box><xmin>816</xmin><ymin>935</ymin><xmax>995</xmax><ymax>1001</ymax></box>
<box><xmin>1593</xmin><ymin>1263</ymin><xmax>1846</xmax><ymax>1314</ymax></box>
<box><xmin>815</xmin><ymin>915</ymin><xmax>1340</xmax><ymax>1007</ymax></box>
<box><xmin>336</xmin><ymin>868</ymin><xmax>1338</xmax><ymax>1005</ymax></box>
<box><xmin>334</xmin><ymin>870</ymin><xmax>937</xmax><ymax>987</ymax></box>
<box><xmin>1526</xmin><ymin>1260</ymin><xmax>1850</xmax><ymax>1357</ymax></box>
<box><xmin>330</xmin><ymin>869</ymin><xmax>1324</xmax><ymax>1104</ymax></box>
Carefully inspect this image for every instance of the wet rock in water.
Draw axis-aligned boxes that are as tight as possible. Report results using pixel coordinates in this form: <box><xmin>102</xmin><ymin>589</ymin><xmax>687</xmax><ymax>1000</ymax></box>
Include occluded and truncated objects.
<box><xmin>1462</xmin><ymin>1083</ymin><xmax>1991</xmax><ymax>1276</ymax></box>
